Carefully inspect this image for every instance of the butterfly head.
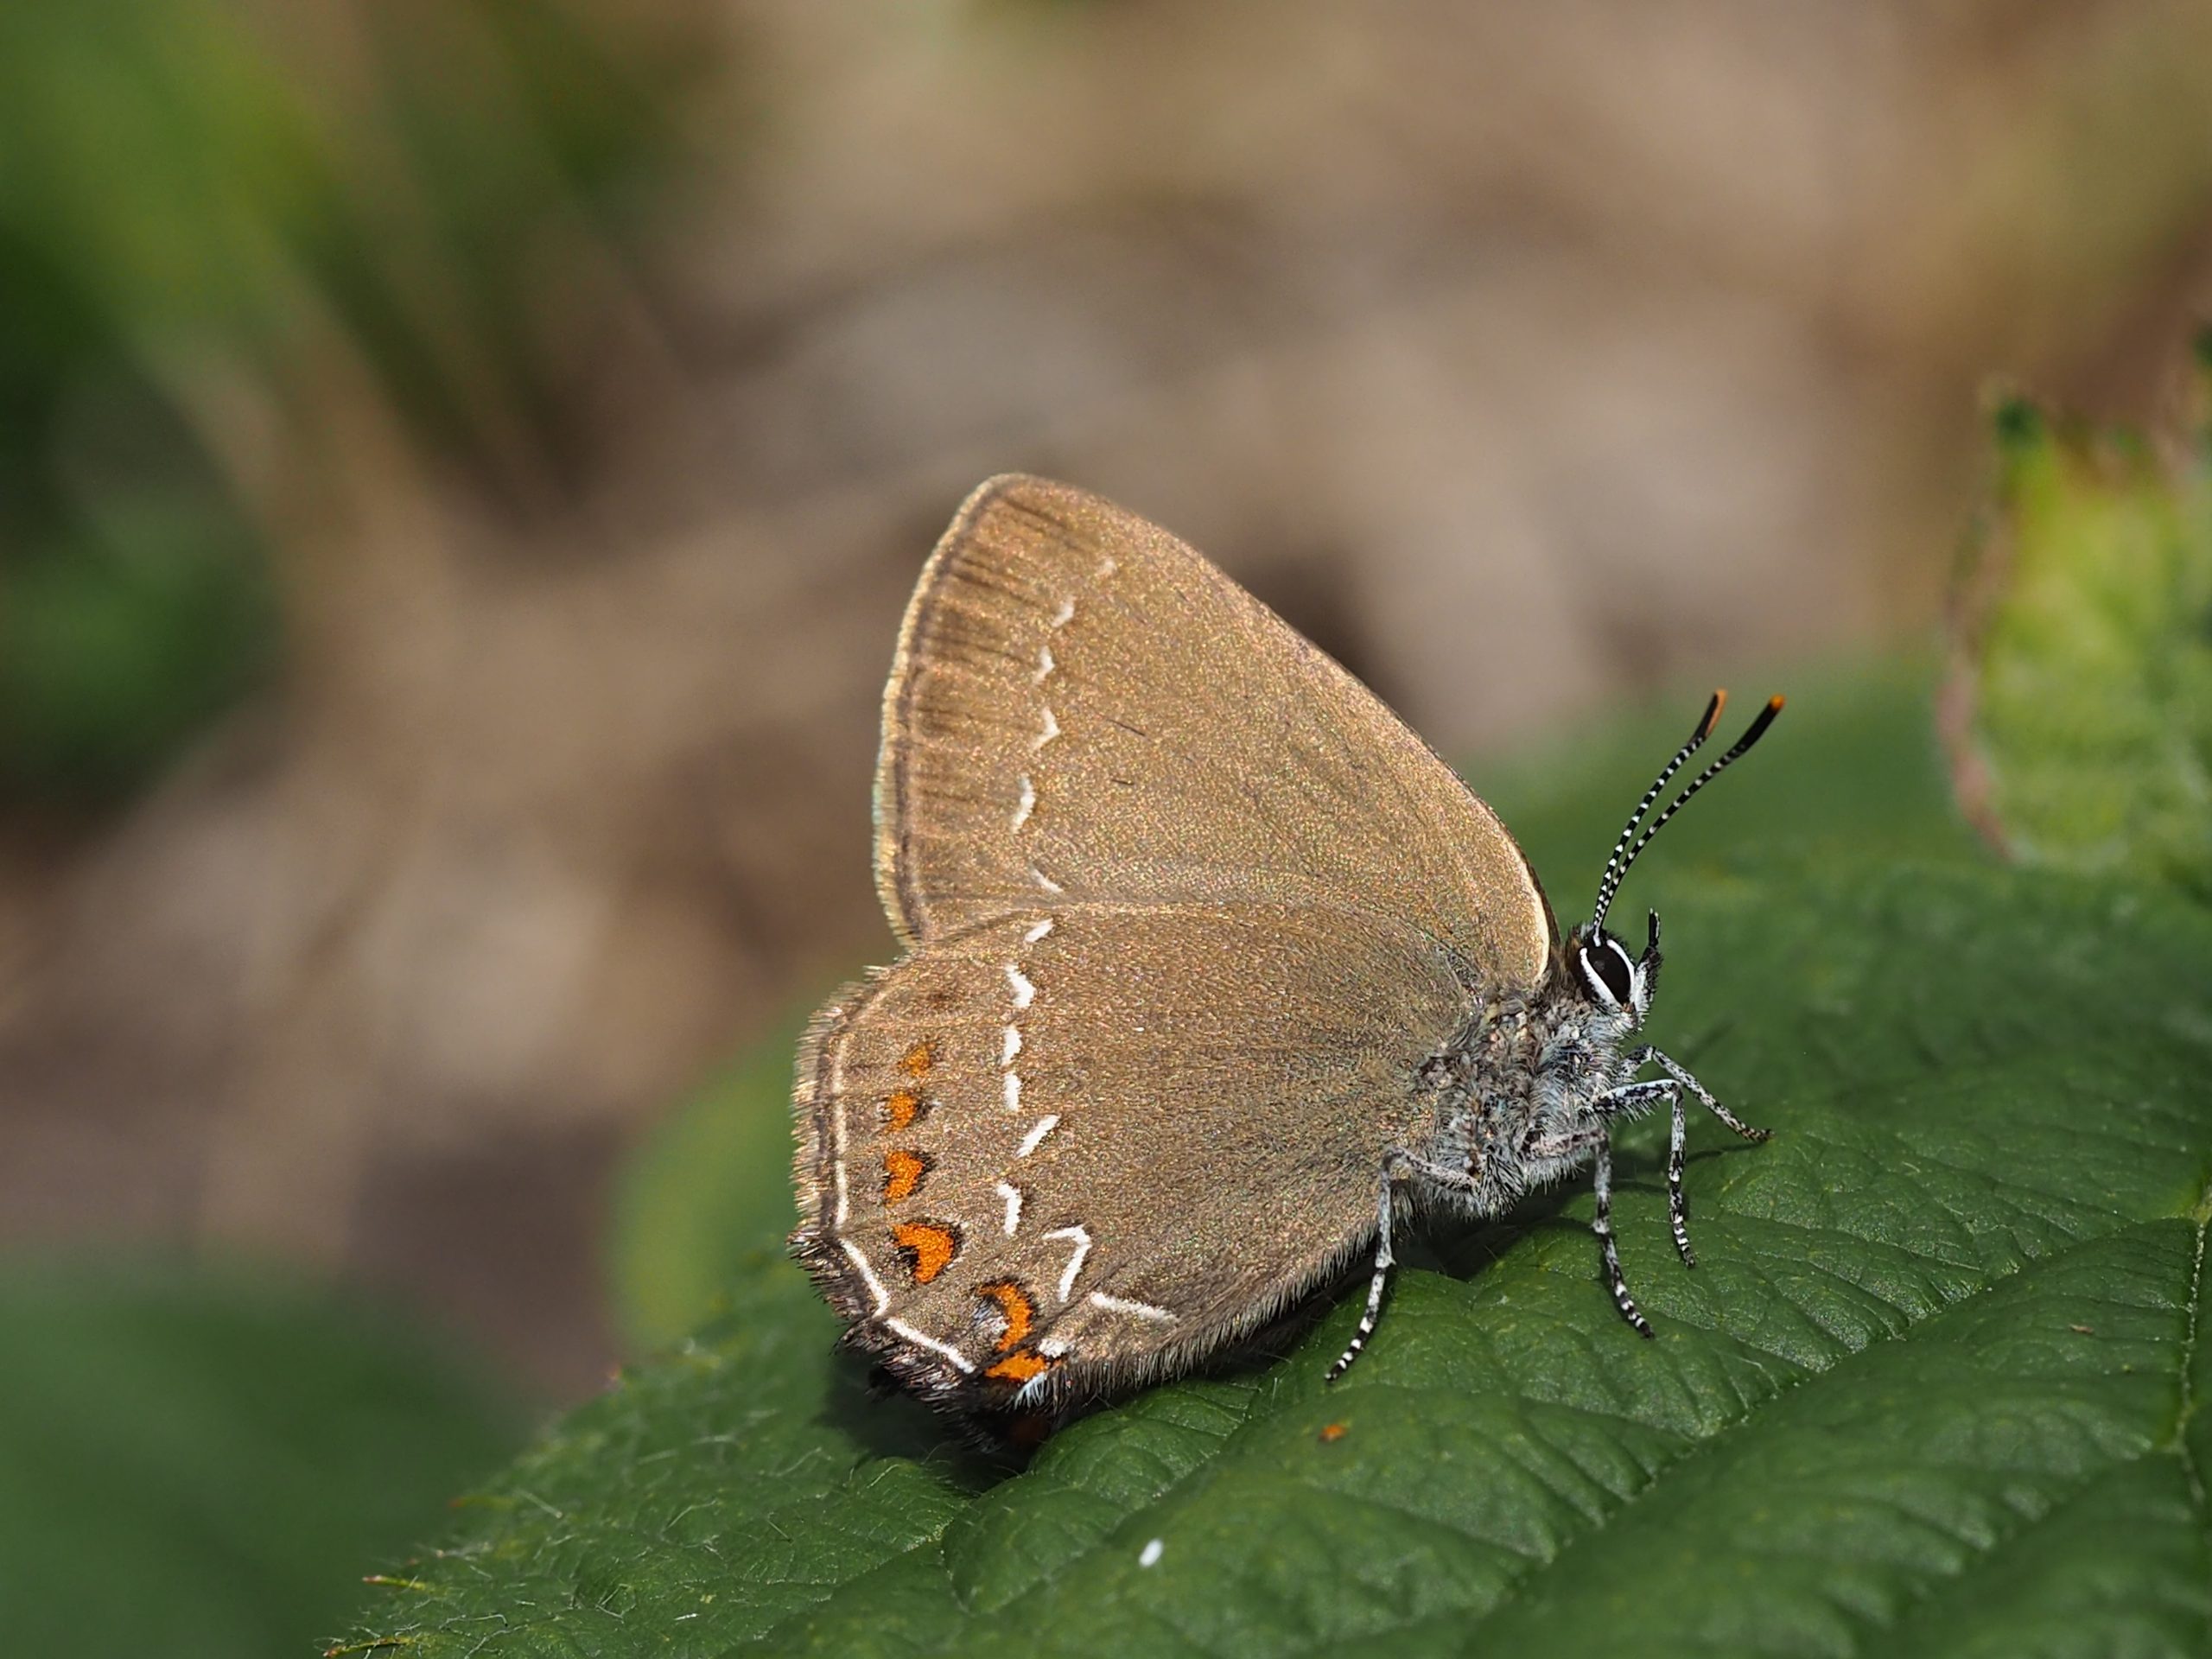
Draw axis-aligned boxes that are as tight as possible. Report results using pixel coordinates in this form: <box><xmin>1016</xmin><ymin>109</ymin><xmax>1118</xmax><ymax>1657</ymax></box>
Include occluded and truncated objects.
<box><xmin>1567</xmin><ymin>912</ymin><xmax>1660</xmax><ymax>1027</ymax></box>
<box><xmin>1570</xmin><ymin>687</ymin><xmax>1784</xmax><ymax>1028</ymax></box>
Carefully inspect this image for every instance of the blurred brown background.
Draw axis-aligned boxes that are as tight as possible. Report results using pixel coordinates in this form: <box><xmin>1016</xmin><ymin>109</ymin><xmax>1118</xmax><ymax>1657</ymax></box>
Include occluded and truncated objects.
<box><xmin>5</xmin><ymin>0</ymin><xmax>2212</xmax><ymax>1402</ymax></box>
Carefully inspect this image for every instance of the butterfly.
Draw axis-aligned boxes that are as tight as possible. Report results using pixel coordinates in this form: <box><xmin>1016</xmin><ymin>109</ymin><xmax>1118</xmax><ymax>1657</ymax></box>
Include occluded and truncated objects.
<box><xmin>791</xmin><ymin>475</ymin><xmax>1778</xmax><ymax>1424</ymax></box>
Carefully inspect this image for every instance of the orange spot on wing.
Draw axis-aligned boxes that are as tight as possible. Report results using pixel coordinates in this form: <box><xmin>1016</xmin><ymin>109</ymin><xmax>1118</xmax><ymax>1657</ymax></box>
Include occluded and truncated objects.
<box><xmin>900</xmin><ymin>1040</ymin><xmax>935</xmax><ymax>1077</ymax></box>
<box><xmin>985</xmin><ymin>1351</ymin><xmax>1051</xmax><ymax>1383</ymax></box>
<box><xmin>883</xmin><ymin>1090</ymin><xmax>922</xmax><ymax>1130</ymax></box>
<box><xmin>892</xmin><ymin>1221</ymin><xmax>958</xmax><ymax>1284</ymax></box>
<box><xmin>978</xmin><ymin>1282</ymin><xmax>1034</xmax><ymax>1351</ymax></box>
<box><xmin>881</xmin><ymin>1149</ymin><xmax>928</xmax><ymax>1204</ymax></box>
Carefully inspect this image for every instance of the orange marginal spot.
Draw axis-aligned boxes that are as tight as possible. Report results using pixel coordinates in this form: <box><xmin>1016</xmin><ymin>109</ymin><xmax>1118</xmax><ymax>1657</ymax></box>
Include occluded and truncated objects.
<box><xmin>881</xmin><ymin>1149</ymin><xmax>929</xmax><ymax>1205</ymax></box>
<box><xmin>883</xmin><ymin>1090</ymin><xmax>922</xmax><ymax>1131</ymax></box>
<box><xmin>892</xmin><ymin>1221</ymin><xmax>958</xmax><ymax>1284</ymax></box>
<box><xmin>1319</xmin><ymin>1421</ymin><xmax>1349</xmax><ymax>1444</ymax></box>
<box><xmin>978</xmin><ymin>1281</ymin><xmax>1035</xmax><ymax>1351</ymax></box>
<box><xmin>900</xmin><ymin>1039</ymin><xmax>935</xmax><ymax>1077</ymax></box>
<box><xmin>985</xmin><ymin>1351</ymin><xmax>1052</xmax><ymax>1384</ymax></box>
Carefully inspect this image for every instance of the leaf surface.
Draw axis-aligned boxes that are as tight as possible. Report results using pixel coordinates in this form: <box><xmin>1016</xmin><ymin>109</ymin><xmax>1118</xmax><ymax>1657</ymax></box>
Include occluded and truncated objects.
<box><xmin>349</xmin><ymin>664</ymin><xmax>2212</xmax><ymax>1659</ymax></box>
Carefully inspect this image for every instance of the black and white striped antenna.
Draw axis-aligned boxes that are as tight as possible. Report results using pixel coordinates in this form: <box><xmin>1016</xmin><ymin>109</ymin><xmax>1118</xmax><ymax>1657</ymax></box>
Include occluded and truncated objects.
<box><xmin>1590</xmin><ymin>690</ymin><xmax>1783</xmax><ymax>931</ymax></box>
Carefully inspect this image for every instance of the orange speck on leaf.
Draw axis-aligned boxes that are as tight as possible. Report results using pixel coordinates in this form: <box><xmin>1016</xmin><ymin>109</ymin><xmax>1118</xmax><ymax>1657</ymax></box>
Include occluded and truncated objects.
<box><xmin>882</xmin><ymin>1149</ymin><xmax>928</xmax><ymax>1204</ymax></box>
<box><xmin>1319</xmin><ymin>1422</ymin><xmax>1348</xmax><ymax>1443</ymax></box>
<box><xmin>900</xmin><ymin>1040</ymin><xmax>935</xmax><ymax>1077</ymax></box>
<box><xmin>978</xmin><ymin>1281</ymin><xmax>1034</xmax><ymax>1351</ymax></box>
<box><xmin>893</xmin><ymin>1221</ymin><xmax>957</xmax><ymax>1283</ymax></box>
<box><xmin>883</xmin><ymin>1090</ymin><xmax>921</xmax><ymax>1130</ymax></box>
<box><xmin>986</xmin><ymin>1351</ymin><xmax>1051</xmax><ymax>1383</ymax></box>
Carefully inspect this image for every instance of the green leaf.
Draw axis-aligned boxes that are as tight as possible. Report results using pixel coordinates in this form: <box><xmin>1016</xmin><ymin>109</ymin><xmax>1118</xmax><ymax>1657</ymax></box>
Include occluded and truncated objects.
<box><xmin>0</xmin><ymin>1262</ymin><xmax>518</xmax><ymax>1659</ymax></box>
<box><xmin>1948</xmin><ymin>387</ymin><xmax>2212</xmax><ymax>892</ymax></box>
<box><xmin>350</xmin><ymin>663</ymin><xmax>2212</xmax><ymax>1657</ymax></box>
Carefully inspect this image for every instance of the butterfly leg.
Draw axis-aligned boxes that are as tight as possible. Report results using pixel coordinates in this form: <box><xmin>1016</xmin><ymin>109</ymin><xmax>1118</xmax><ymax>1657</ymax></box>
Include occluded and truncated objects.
<box><xmin>1666</xmin><ymin>1079</ymin><xmax>1694</xmax><ymax>1266</ymax></box>
<box><xmin>1522</xmin><ymin>1120</ymin><xmax>1657</xmax><ymax>1335</ymax></box>
<box><xmin>1630</xmin><ymin>1045</ymin><xmax>1770</xmax><ymax>1143</ymax></box>
<box><xmin>1615</xmin><ymin>1047</ymin><xmax>1768</xmax><ymax>1275</ymax></box>
<box><xmin>1326</xmin><ymin>1172</ymin><xmax>1397</xmax><ymax>1382</ymax></box>
<box><xmin>1328</xmin><ymin>1149</ymin><xmax>1481</xmax><ymax>1382</ymax></box>
<box><xmin>1591</xmin><ymin>1135</ymin><xmax>1654</xmax><ymax>1338</ymax></box>
<box><xmin>1521</xmin><ymin>1122</ymin><xmax>1609</xmax><ymax>1160</ymax></box>
<box><xmin>1590</xmin><ymin>1075</ymin><xmax>1694</xmax><ymax>1265</ymax></box>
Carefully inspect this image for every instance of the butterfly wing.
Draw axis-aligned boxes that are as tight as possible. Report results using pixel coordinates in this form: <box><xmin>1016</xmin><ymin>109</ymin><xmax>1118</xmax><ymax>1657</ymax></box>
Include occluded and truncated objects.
<box><xmin>791</xmin><ymin>898</ymin><xmax>1468</xmax><ymax>1408</ymax></box>
<box><xmin>874</xmin><ymin>475</ymin><xmax>1557</xmax><ymax>986</ymax></box>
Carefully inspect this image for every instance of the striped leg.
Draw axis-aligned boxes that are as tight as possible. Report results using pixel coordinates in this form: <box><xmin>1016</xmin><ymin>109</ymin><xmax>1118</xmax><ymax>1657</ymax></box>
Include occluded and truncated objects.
<box><xmin>1329</xmin><ymin>1150</ymin><xmax>1482</xmax><ymax>1382</ymax></box>
<box><xmin>1633</xmin><ymin>1045</ymin><xmax>1770</xmax><ymax>1144</ymax></box>
<box><xmin>1327</xmin><ymin>1168</ymin><xmax>1399</xmax><ymax>1382</ymax></box>
<box><xmin>1588</xmin><ymin>1075</ymin><xmax>1690</xmax><ymax>1262</ymax></box>
<box><xmin>1587</xmin><ymin>1077</ymin><xmax>1675</xmax><ymax>1124</ymax></box>
<box><xmin>1666</xmin><ymin>1080</ymin><xmax>1694</xmax><ymax>1266</ymax></box>
<box><xmin>1608</xmin><ymin>1050</ymin><xmax>1767</xmax><ymax>1274</ymax></box>
<box><xmin>1592</xmin><ymin>1137</ymin><xmax>1653</xmax><ymax>1338</ymax></box>
<box><xmin>1523</xmin><ymin>1122</ymin><xmax>1610</xmax><ymax>1161</ymax></box>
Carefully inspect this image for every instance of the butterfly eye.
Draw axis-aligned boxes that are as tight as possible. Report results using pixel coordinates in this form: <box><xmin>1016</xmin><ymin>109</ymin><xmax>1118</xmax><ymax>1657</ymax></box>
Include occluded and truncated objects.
<box><xmin>1580</xmin><ymin>936</ymin><xmax>1636</xmax><ymax>1007</ymax></box>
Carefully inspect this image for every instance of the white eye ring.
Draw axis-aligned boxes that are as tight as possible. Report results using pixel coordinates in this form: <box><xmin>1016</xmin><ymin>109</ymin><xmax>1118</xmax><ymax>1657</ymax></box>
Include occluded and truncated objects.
<box><xmin>1578</xmin><ymin>946</ymin><xmax>1621</xmax><ymax>1010</ymax></box>
<box><xmin>1580</xmin><ymin>938</ymin><xmax>1644</xmax><ymax>1020</ymax></box>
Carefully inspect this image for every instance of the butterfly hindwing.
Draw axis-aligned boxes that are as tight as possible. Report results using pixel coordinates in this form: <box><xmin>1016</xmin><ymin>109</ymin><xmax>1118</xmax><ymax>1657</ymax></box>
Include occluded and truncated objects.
<box><xmin>792</xmin><ymin>898</ymin><xmax>1469</xmax><ymax>1409</ymax></box>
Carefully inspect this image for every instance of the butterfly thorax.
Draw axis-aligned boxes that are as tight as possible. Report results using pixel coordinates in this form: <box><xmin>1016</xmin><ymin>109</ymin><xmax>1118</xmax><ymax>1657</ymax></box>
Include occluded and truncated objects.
<box><xmin>1414</xmin><ymin>971</ymin><xmax>1642</xmax><ymax>1217</ymax></box>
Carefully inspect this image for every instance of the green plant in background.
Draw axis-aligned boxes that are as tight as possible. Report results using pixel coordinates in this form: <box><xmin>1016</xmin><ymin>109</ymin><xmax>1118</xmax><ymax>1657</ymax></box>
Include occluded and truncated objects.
<box><xmin>0</xmin><ymin>0</ymin><xmax>707</xmax><ymax>801</ymax></box>
<box><xmin>0</xmin><ymin>1264</ymin><xmax>517</xmax><ymax>1659</ymax></box>
<box><xmin>334</xmin><ymin>546</ymin><xmax>2212</xmax><ymax>1654</ymax></box>
<box><xmin>1946</xmin><ymin>353</ymin><xmax>2212</xmax><ymax>893</ymax></box>
<box><xmin>0</xmin><ymin>216</ymin><xmax>279</xmax><ymax>801</ymax></box>
<box><xmin>613</xmin><ymin>1019</ymin><xmax>810</xmax><ymax>1357</ymax></box>
<box><xmin>0</xmin><ymin>5</ymin><xmax>705</xmax><ymax>1653</ymax></box>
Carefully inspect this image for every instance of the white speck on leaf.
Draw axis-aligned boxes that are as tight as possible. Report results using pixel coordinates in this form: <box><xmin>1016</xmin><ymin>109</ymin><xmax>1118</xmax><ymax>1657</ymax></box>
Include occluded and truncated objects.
<box><xmin>1139</xmin><ymin>1538</ymin><xmax>1164</xmax><ymax>1567</ymax></box>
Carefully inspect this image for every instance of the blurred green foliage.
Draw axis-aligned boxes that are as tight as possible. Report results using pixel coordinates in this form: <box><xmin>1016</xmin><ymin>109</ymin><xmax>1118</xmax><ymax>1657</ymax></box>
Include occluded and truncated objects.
<box><xmin>0</xmin><ymin>1260</ymin><xmax>518</xmax><ymax>1659</ymax></box>
<box><xmin>1953</xmin><ymin>365</ymin><xmax>2212</xmax><ymax>892</ymax></box>
<box><xmin>1478</xmin><ymin>653</ymin><xmax>1979</xmax><ymax>898</ymax></box>
<box><xmin>0</xmin><ymin>0</ymin><xmax>708</xmax><ymax>801</ymax></box>
<box><xmin>0</xmin><ymin>199</ymin><xmax>278</xmax><ymax>800</ymax></box>
<box><xmin>613</xmin><ymin>1018</ymin><xmax>808</xmax><ymax>1355</ymax></box>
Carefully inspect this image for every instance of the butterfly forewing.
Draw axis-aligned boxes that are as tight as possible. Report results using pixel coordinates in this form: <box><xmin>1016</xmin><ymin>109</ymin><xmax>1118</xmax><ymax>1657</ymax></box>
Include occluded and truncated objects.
<box><xmin>792</xmin><ymin>899</ymin><xmax>1469</xmax><ymax>1406</ymax></box>
<box><xmin>874</xmin><ymin>475</ymin><xmax>1556</xmax><ymax>984</ymax></box>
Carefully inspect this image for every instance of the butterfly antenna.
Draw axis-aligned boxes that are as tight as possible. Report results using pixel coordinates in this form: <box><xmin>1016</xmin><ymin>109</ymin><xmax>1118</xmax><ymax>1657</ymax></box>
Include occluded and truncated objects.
<box><xmin>1595</xmin><ymin>694</ymin><xmax>1785</xmax><ymax>928</ymax></box>
<box><xmin>1591</xmin><ymin>690</ymin><xmax>1726</xmax><ymax>931</ymax></box>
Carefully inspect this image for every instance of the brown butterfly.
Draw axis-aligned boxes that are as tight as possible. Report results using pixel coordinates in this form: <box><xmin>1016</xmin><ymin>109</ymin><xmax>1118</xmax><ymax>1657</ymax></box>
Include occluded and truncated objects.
<box><xmin>791</xmin><ymin>476</ymin><xmax>1777</xmax><ymax>1423</ymax></box>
